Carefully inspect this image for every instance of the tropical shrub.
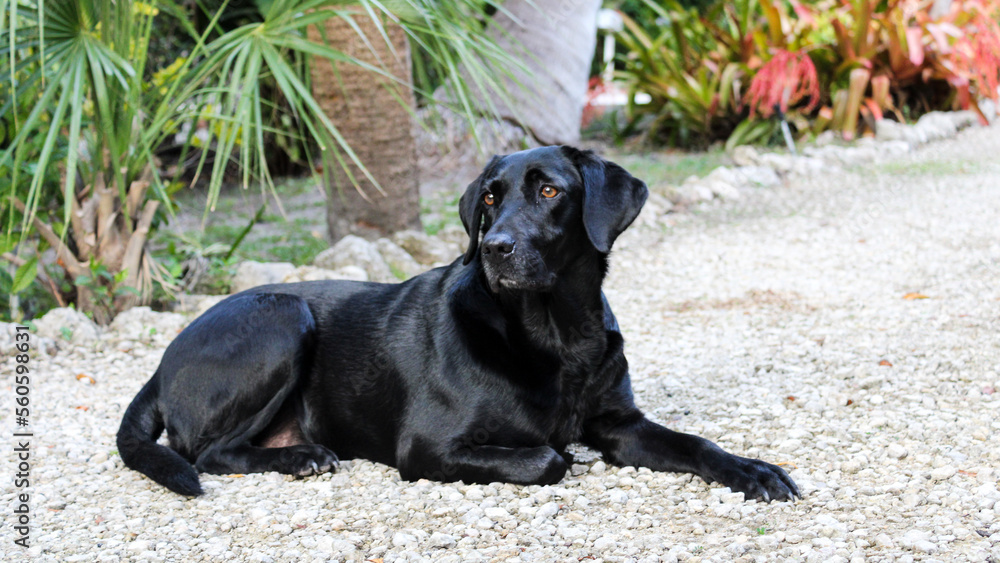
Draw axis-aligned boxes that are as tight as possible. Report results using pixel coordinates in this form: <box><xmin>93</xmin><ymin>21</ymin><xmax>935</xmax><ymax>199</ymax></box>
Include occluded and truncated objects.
<box><xmin>1</xmin><ymin>0</ymin><xmax>520</xmax><ymax>323</ymax></box>
<box><xmin>612</xmin><ymin>0</ymin><xmax>1000</xmax><ymax>146</ymax></box>
<box><xmin>614</xmin><ymin>0</ymin><xmax>757</xmax><ymax>147</ymax></box>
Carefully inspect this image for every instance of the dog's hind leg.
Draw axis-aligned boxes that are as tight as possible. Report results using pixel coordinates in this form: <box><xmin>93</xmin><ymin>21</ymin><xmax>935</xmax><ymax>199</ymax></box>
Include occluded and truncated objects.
<box><xmin>197</xmin><ymin>442</ymin><xmax>338</xmax><ymax>476</ymax></box>
<box><xmin>197</xmin><ymin>386</ymin><xmax>338</xmax><ymax>476</ymax></box>
<box><xmin>156</xmin><ymin>292</ymin><xmax>337</xmax><ymax>479</ymax></box>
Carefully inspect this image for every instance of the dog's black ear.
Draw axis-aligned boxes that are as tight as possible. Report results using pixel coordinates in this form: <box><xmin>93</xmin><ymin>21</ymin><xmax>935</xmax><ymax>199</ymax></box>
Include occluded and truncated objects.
<box><xmin>563</xmin><ymin>147</ymin><xmax>648</xmax><ymax>253</ymax></box>
<box><xmin>459</xmin><ymin>155</ymin><xmax>502</xmax><ymax>265</ymax></box>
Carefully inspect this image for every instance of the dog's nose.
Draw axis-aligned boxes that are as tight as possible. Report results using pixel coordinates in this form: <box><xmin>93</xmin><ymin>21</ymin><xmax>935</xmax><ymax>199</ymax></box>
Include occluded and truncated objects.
<box><xmin>482</xmin><ymin>234</ymin><xmax>515</xmax><ymax>258</ymax></box>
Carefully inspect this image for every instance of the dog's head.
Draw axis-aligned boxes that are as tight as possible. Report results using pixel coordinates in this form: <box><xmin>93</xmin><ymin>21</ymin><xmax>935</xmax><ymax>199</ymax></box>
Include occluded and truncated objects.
<box><xmin>459</xmin><ymin>146</ymin><xmax>647</xmax><ymax>293</ymax></box>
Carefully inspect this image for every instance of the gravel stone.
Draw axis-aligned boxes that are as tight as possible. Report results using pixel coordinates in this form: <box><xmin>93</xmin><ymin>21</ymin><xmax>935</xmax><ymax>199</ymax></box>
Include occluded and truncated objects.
<box><xmin>374</xmin><ymin>238</ymin><xmax>425</xmax><ymax>280</ymax></box>
<box><xmin>887</xmin><ymin>443</ymin><xmax>908</xmax><ymax>459</ymax></box>
<box><xmin>931</xmin><ymin>465</ymin><xmax>958</xmax><ymax>481</ymax></box>
<box><xmin>230</xmin><ymin>261</ymin><xmax>296</xmax><ymax>293</ymax></box>
<box><xmin>6</xmin><ymin>120</ymin><xmax>1000</xmax><ymax>562</ymax></box>
<box><xmin>313</xmin><ymin>234</ymin><xmax>395</xmax><ymax>282</ymax></box>
<box><xmin>33</xmin><ymin>307</ymin><xmax>99</xmax><ymax>345</ymax></box>
<box><xmin>392</xmin><ymin>229</ymin><xmax>462</xmax><ymax>266</ymax></box>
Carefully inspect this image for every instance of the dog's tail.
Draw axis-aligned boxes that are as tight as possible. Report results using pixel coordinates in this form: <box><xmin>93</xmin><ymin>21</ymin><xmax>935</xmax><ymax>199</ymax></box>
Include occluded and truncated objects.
<box><xmin>117</xmin><ymin>377</ymin><xmax>202</xmax><ymax>496</ymax></box>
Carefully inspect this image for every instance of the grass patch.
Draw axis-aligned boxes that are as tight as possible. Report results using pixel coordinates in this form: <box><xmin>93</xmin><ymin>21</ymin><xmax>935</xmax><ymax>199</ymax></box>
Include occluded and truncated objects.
<box><xmin>238</xmin><ymin>231</ymin><xmax>329</xmax><ymax>265</ymax></box>
<box><xmin>875</xmin><ymin>159</ymin><xmax>981</xmax><ymax>176</ymax></box>
<box><xmin>606</xmin><ymin>148</ymin><xmax>731</xmax><ymax>186</ymax></box>
<box><xmin>421</xmin><ymin>191</ymin><xmax>463</xmax><ymax>235</ymax></box>
<box><xmin>388</xmin><ymin>263</ymin><xmax>408</xmax><ymax>281</ymax></box>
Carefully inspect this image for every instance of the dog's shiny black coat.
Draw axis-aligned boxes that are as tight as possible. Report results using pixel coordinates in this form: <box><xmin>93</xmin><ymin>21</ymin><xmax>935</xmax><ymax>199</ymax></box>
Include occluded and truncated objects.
<box><xmin>118</xmin><ymin>146</ymin><xmax>798</xmax><ymax>501</ymax></box>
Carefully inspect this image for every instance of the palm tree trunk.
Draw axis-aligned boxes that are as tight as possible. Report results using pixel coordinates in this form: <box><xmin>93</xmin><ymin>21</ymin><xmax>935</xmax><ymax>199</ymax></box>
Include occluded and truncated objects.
<box><xmin>310</xmin><ymin>14</ymin><xmax>422</xmax><ymax>242</ymax></box>
<box><xmin>470</xmin><ymin>0</ymin><xmax>602</xmax><ymax>146</ymax></box>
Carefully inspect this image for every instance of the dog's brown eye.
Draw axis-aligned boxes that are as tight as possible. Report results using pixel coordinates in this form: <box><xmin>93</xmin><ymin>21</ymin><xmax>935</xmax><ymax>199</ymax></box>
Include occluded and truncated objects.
<box><xmin>541</xmin><ymin>186</ymin><xmax>559</xmax><ymax>199</ymax></box>
<box><xmin>484</xmin><ymin>193</ymin><xmax>495</xmax><ymax>206</ymax></box>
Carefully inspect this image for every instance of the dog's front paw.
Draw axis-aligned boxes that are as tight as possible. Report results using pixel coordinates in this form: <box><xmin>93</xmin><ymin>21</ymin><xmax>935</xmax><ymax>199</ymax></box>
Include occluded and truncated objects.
<box><xmin>272</xmin><ymin>444</ymin><xmax>339</xmax><ymax>477</ymax></box>
<box><xmin>704</xmin><ymin>453</ymin><xmax>798</xmax><ymax>502</ymax></box>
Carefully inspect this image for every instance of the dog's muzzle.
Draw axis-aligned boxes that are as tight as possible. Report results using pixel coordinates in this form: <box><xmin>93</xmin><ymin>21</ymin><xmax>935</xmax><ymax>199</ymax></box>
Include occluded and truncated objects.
<box><xmin>480</xmin><ymin>233</ymin><xmax>555</xmax><ymax>292</ymax></box>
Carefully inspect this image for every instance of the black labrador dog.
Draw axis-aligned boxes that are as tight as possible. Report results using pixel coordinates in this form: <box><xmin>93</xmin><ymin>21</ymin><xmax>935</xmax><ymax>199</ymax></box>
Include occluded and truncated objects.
<box><xmin>118</xmin><ymin>146</ymin><xmax>798</xmax><ymax>501</ymax></box>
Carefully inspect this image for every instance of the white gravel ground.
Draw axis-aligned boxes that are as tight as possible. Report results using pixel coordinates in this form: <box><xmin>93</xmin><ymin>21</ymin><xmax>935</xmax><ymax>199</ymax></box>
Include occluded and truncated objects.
<box><xmin>3</xmin><ymin>125</ymin><xmax>1000</xmax><ymax>562</ymax></box>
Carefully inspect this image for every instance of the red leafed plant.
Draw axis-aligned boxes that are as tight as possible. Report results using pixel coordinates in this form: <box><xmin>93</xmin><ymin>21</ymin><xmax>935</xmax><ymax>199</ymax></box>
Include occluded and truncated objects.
<box><xmin>950</xmin><ymin>12</ymin><xmax>1000</xmax><ymax>101</ymax></box>
<box><xmin>745</xmin><ymin>49</ymin><xmax>820</xmax><ymax>119</ymax></box>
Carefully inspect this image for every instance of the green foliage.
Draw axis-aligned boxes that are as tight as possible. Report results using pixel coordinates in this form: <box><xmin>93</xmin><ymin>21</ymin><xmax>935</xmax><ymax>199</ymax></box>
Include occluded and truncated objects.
<box><xmin>10</xmin><ymin>256</ymin><xmax>37</xmax><ymax>294</ymax></box>
<box><xmin>70</xmin><ymin>261</ymin><xmax>140</xmax><ymax>322</ymax></box>
<box><xmin>156</xmin><ymin>231</ymin><xmax>239</xmax><ymax>296</ymax></box>
<box><xmin>420</xmin><ymin>191</ymin><xmax>463</xmax><ymax>236</ymax></box>
<box><xmin>1</xmin><ymin>0</ymin><xmax>523</xmax><ymax>320</ymax></box>
<box><xmin>614</xmin><ymin>0</ymin><xmax>1000</xmax><ymax>146</ymax></box>
<box><xmin>614</xmin><ymin>0</ymin><xmax>755</xmax><ymax>147</ymax></box>
<box><xmin>0</xmin><ymin>262</ymin><xmax>58</xmax><ymax>322</ymax></box>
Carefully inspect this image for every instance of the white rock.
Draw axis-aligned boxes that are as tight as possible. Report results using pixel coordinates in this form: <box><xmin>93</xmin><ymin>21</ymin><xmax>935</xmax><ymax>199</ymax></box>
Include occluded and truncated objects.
<box><xmin>483</xmin><ymin>507</ymin><xmax>511</xmax><ymax>522</ymax></box>
<box><xmin>674</xmin><ymin>183</ymin><xmax>714</xmax><ymax>206</ymax></box>
<box><xmin>704</xmin><ymin>166</ymin><xmax>741</xmax><ymax>186</ymax></box>
<box><xmin>171</xmin><ymin>293</ymin><xmax>226</xmax><ymax>315</ymax></box>
<box><xmin>842</xmin><ymin>459</ymin><xmax>863</xmax><ymax>474</ymax></box>
<box><xmin>33</xmin><ymin>307</ymin><xmax>99</xmax><ymax>345</ymax></box>
<box><xmin>899</xmin><ymin>529</ymin><xmax>931</xmax><ymax>548</ymax></box>
<box><xmin>643</xmin><ymin>192</ymin><xmax>675</xmax><ymax>217</ymax></box>
<box><xmin>280</xmin><ymin>265</ymin><xmax>369</xmax><ymax>284</ymax></box>
<box><xmin>0</xmin><ymin>322</ymin><xmax>17</xmax><ymax>355</ymax></box>
<box><xmin>789</xmin><ymin>156</ymin><xmax>828</xmax><ymax>175</ymax></box>
<box><xmin>839</xmin><ymin>146</ymin><xmax>878</xmax><ymax>164</ymax></box>
<box><xmin>903</xmin><ymin>125</ymin><xmax>929</xmax><ymax>145</ymax></box>
<box><xmin>315</xmin><ymin>536</ymin><xmax>334</xmax><ymax>552</ymax></box>
<box><xmin>392</xmin><ymin>531</ymin><xmax>418</xmax><ymax>547</ymax></box>
<box><xmin>331</xmin><ymin>265</ymin><xmax>369</xmax><ymax>282</ymax></box>
<box><xmin>375</xmin><ymin>238</ymin><xmax>425</xmax><ymax>280</ymax></box>
<box><xmin>948</xmin><ymin>110</ymin><xmax>979</xmax><ymax>131</ymax></box>
<box><xmin>230</xmin><ymin>261</ymin><xmax>296</xmax><ymax>293</ymax></box>
<box><xmin>720</xmin><ymin>492</ymin><xmax>745</xmax><ymax>504</ymax></box>
<box><xmin>875</xmin><ymin>119</ymin><xmax>909</xmax><ymax>143</ymax></box>
<box><xmin>249</xmin><ymin>507</ymin><xmax>270</xmax><ymax>522</ymax></box>
<box><xmin>593</xmin><ymin>535</ymin><xmax>618</xmax><ymax>551</ymax></box>
<box><xmin>874</xmin><ymin>533</ymin><xmax>895</xmax><ymax>548</ymax></box>
<box><xmin>289</xmin><ymin>510</ymin><xmax>315</xmax><ymax>526</ymax></box>
<box><xmin>981</xmin><ymin>98</ymin><xmax>998</xmax><ymax>122</ymax></box>
<box><xmin>314</xmin><ymin>235</ymin><xmax>395</xmax><ymax>282</ymax></box>
<box><xmin>930</xmin><ymin>465</ymin><xmax>957</xmax><ymax>481</ymax></box>
<box><xmin>331</xmin><ymin>539</ymin><xmax>356</xmax><ymax>553</ymax></box>
<box><xmin>435</xmin><ymin>225</ymin><xmax>470</xmax><ymax>250</ymax></box>
<box><xmin>915</xmin><ymin>111</ymin><xmax>957</xmax><ymax>141</ymax></box>
<box><xmin>887</xmin><ymin>443</ymin><xmax>908</xmax><ymax>459</ymax></box>
<box><xmin>559</xmin><ymin>525</ymin><xmax>587</xmax><ymax>540</ymax></box>
<box><xmin>733</xmin><ymin>165</ymin><xmax>781</xmax><ymax>187</ymax></box>
<box><xmin>814</xmin><ymin>129</ymin><xmax>838</xmax><ymax>145</ymax></box>
<box><xmin>392</xmin><ymin>230</ymin><xmax>460</xmax><ymax>265</ymax></box>
<box><xmin>731</xmin><ymin>145</ymin><xmax>761</xmax><ymax>166</ymax></box>
<box><xmin>878</xmin><ymin>140</ymin><xmax>912</xmax><ymax>156</ymax></box>
<box><xmin>759</xmin><ymin>153</ymin><xmax>794</xmax><ymax>173</ymax></box>
<box><xmin>607</xmin><ymin>489</ymin><xmax>629</xmax><ymax>504</ymax></box>
<box><xmin>705</xmin><ymin>179</ymin><xmax>742</xmax><ymax>200</ymax></box>
<box><xmin>429</xmin><ymin>532</ymin><xmax>456</xmax><ymax>548</ymax></box>
<box><xmin>815</xmin><ymin>514</ymin><xmax>847</xmax><ymax>538</ymax></box>
<box><xmin>536</xmin><ymin>502</ymin><xmax>559</xmax><ymax>518</ymax></box>
<box><xmin>108</xmin><ymin>307</ymin><xmax>186</xmax><ymax>341</ymax></box>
